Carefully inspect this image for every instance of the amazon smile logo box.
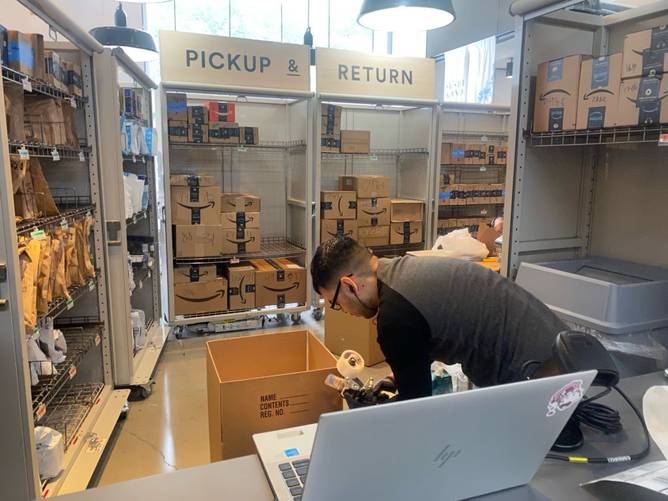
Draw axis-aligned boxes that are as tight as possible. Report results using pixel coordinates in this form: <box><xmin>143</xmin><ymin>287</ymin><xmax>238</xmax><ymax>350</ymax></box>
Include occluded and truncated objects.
<box><xmin>250</xmin><ymin>258</ymin><xmax>306</xmax><ymax>308</ymax></box>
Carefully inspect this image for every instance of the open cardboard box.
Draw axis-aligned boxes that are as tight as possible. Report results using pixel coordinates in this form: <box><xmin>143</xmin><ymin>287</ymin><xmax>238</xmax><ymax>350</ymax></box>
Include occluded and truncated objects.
<box><xmin>207</xmin><ymin>330</ymin><xmax>340</xmax><ymax>461</ymax></box>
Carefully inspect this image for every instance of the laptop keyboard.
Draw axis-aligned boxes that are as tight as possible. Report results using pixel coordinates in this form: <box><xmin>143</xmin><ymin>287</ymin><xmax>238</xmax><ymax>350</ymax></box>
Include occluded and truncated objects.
<box><xmin>278</xmin><ymin>459</ymin><xmax>310</xmax><ymax>500</ymax></box>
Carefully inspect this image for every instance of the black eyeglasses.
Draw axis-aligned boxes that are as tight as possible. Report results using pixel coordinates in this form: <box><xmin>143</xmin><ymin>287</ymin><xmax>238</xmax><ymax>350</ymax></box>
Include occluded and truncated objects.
<box><xmin>330</xmin><ymin>273</ymin><xmax>353</xmax><ymax>311</ymax></box>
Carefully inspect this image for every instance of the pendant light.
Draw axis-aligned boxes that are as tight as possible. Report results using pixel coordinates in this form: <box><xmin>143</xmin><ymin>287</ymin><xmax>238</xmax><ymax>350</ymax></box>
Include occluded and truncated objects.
<box><xmin>90</xmin><ymin>3</ymin><xmax>159</xmax><ymax>62</ymax></box>
<box><xmin>358</xmin><ymin>0</ymin><xmax>456</xmax><ymax>32</ymax></box>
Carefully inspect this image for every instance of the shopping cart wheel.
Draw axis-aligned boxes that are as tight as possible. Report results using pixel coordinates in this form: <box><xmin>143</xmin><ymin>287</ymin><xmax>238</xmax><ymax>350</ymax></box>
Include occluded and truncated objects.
<box><xmin>291</xmin><ymin>313</ymin><xmax>302</xmax><ymax>324</ymax></box>
<box><xmin>312</xmin><ymin>307</ymin><xmax>323</xmax><ymax>321</ymax></box>
<box><xmin>174</xmin><ymin>326</ymin><xmax>183</xmax><ymax>340</ymax></box>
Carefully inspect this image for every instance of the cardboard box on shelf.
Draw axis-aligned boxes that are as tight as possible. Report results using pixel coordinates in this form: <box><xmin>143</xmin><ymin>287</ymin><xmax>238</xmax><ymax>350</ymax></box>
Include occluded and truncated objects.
<box><xmin>617</xmin><ymin>76</ymin><xmax>668</xmax><ymax>127</ymax></box>
<box><xmin>240</xmin><ymin>126</ymin><xmax>259</xmax><ymax>145</ymax></box>
<box><xmin>220</xmin><ymin>211</ymin><xmax>260</xmax><ymax>230</ymax></box>
<box><xmin>321</xmin><ymin>191</ymin><xmax>357</xmax><ymax>220</ymax></box>
<box><xmin>170</xmin><ymin>185</ymin><xmax>221</xmax><ymax>225</ymax></box>
<box><xmin>209</xmin><ymin>122</ymin><xmax>239</xmax><ymax>144</ymax></box>
<box><xmin>390</xmin><ymin>221</ymin><xmax>423</xmax><ymax>245</ymax></box>
<box><xmin>390</xmin><ymin>199</ymin><xmax>424</xmax><ymax>222</ymax></box>
<box><xmin>476</xmin><ymin>223</ymin><xmax>502</xmax><ymax>257</ymax></box>
<box><xmin>65</xmin><ymin>61</ymin><xmax>82</xmax><ymax>97</ymax></box>
<box><xmin>175</xmin><ymin>277</ymin><xmax>228</xmax><ymax>316</ymax></box>
<box><xmin>170</xmin><ymin>174</ymin><xmax>216</xmax><ymax>186</ymax></box>
<box><xmin>339</xmin><ymin>175</ymin><xmax>390</xmax><ymax>198</ymax></box>
<box><xmin>252</xmin><ymin>258</ymin><xmax>307</xmax><ymax>308</ymax></box>
<box><xmin>320</xmin><ymin>219</ymin><xmax>358</xmax><ymax>243</ymax></box>
<box><xmin>221</xmin><ymin>228</ymin><xmax>261</xmax><ymax>255</ymax></box>
<box><xmin>321</xmin><ymin>135</ymin><xmax>341</xmax><ymax>153</ymax></box>
<box><xmin>340</xmin><ymin>130</ymin><xmax>371</xmax><ymax>154</ymax></box>
<box><xmin>29</xmin><ymin>34</ymin><xmax>44</xmax><ymax>81</ymax></box>
<box><xmin>225</xmin><ymin>263</ymin><xmax>256</xmax><ymax>310</ymax></box>
<box><xmin>464</xmin><ymin>144</ymin><xmax>486</xmax><ymax>165</ymax></box>
<box><xmin>173</xmin><ymin>264</ymin><xmax>218</xmax><ymax>284</ymax></box>
<box><xmin>440</xmin><ymin>143</ymin><xmax>451</xmax><ymax>165</ymax></box>
<box><xmin>7</xmin><ymin>31</ymin><xmax>34</xmax><ymax>76</ymax></box>
<box><xmin>534</xmin><ymin>54</ymin><xmax>586</xmax><ymax>132</ymax></box>
<box><xmin>188</xmin><ymin>124</ymin><xmax>209</xmax><ymax>144</ymax></box>
<box><xmin>206</xmin><ymin>330</ymin><xmax>340</xmax><ymax>461</ymax></box>
<box><xmin>443</xmin><ymin>143</ymin><xmax>466</xmax><ymax>165</ymax></box>
<box><xmin>220</xmin><ymin>193</ymin><xmax>261</xmax><ymax>213</ymax></box>
<box><xmin>188</xmin><ymin>105</ymin><xmax>209</xmax><ymax>125</ymax></box>
<box><xmin>174</xmin><ymin>225</ymin><xmax>223</xmax><ymax>258</ymax></box>
<box><xmin>168</xmin><ymin>120</ymin><xmax>188</xmax><ymax>143</ymax></box>
<box><xmin>321</xmin><ymin>103</ymin><xmax>342</xmax><ymax>117</ymax></box>
<box><xmin>356</xmin><ymin>197</ymin><xmax>391</xmax><ymax>227</ymax></box>
<box><xmin>496</xmin><ymin>144</ymin><xmax>508</xmax><ymax>165</ymax></box>
<box><xmin>622</xmin><ymin>26</ymin><xmax>668</xmax><ymax>80</ymax></box>
<box><xmin>167</xmin><ymin>93</ymin><xmax>188</xmax><ymax>121</ymax></box>
<box><xmin>325</xmin><ymin>305</ymin><xmax>384</xmax><ymax>366</ymax></box>
<box><xmin>358</xmin><ymin>225</ymin><xmax>390</xmax><ymax>247</ymax></box>
<box><xmin>321</xmin><ymin>113</ymin><xmax>341</xmax><ymax>136</ymax></box>
<box><xmin>207</xmin><ymin>101</ymin><xmax>236</xmax><ymax>123</ymax></box>
<box><xmin>576</xmin><ymin>54</ymin><xmax>623</xmax><ymax>130</ymax></box>
<box><xmin>44</xmin><ymin>50</ymin><xmax>63</xmax><ymax>87</ymax></box>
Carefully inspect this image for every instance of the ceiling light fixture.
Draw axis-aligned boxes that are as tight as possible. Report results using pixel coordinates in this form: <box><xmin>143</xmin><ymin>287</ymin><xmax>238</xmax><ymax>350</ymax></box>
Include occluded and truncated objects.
<box><xmin>90</xmin><ymin>3</ymin><xmax>159</xmax><ymax>62</ymax></box>
<box><xmin>358</xmin><ymin>0</ymin><xmax>456</xmax><ymax>32</ymax></box>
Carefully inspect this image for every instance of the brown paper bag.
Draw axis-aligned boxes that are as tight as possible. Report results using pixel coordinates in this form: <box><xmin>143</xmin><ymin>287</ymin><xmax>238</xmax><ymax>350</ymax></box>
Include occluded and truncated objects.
<box><xmin>19</xmin><ymin>239</ymin><xmax>42</xmax><ymax>331</ymax></box>
<box><xmin>52</xmin><ymin>230</ymin><xmax>70</xmax><ymax>300</ymax></box>
<box><xmin>11</xmin><ymin>158</ymin><xmax>39</xmax><ymax>221</ymax></box>
<box><xmin>81</xmin><ymin>216</ymin><xmax>96</xmax><ymax>278</ymax></box>
<box><xmin>63</xmin><ymin>227</ymin><xmax>80</xmax><ymax>287</ymax></box>
<box><xmin>30</xmin><ymin>158</ymin><xmax>59</xmax><ymax>217</ymax></box>
<box><xmin>47</xmin><ymin>237</ymin><xmax>63</xmax><ymax>303</ymax></box>
<box><xmin>74</xmin><ymin>221</ymin><xmax>90</xmax><ymax>283</ymax></box>
<box><xmin>36</xmin><ymin>237</ymin><xmax>53</xmax><ymax>316</ymax></box>
<box><xmin>3</xmin><ymin>83</ymin><xmax>25</xmax><ymax>142</ymax></box>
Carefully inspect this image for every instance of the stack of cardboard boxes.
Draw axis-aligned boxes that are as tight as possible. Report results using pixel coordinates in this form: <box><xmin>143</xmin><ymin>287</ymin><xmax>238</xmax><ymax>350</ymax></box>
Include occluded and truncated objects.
<box><xmin>340</xmin><ymin>175</ymin><xmax>391</xmax><ymax>247</ymax></box>
<box><xmin>441</xmin><ymin>142</ymin><xmax>508</xmax><ymax>165</ymax></box>
<box><xmin>439</xmin><ymin>184</ymin><xmax>505</xmax><ymax>206</ymax></box>
<box><xmin>533</xmin><ymin>24</ymin><xmax>668</xmax><ymax>132</ymax></box>
<box><xmin>320</xmin><ymin>188</ymin><xmax>357</xmax><ymax>243</ymax></box>
<box><xmin>390</xmin><ymin>199</ymin><xmax>424</xmax><ymax>245</ymax></box>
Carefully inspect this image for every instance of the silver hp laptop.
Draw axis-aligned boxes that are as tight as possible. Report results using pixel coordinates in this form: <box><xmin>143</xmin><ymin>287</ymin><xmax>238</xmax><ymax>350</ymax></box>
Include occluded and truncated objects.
<box><xmin>254</xmin><ymin>371</ymin><xmax>596</xmax><ymax>501</ymax></box>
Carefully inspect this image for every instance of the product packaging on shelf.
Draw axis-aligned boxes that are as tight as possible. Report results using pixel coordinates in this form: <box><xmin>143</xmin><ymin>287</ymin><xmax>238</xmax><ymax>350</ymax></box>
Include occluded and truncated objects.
<box><xmin>577</xmin><ymin>54</ymin><xmax>623</xmax><ymax>129</ymax></box>
<box><xmin>221</xmin><ymin>228</ymin><xmax>261</xmax><ymax>254</ymax></box>
<box><xmin>356</xmin><ymin>197</ymin><xmax>390</xmax><ymax>227</ymax></box>
<box><xmin>321</xmin><ymin>191</ymin><xmax>357</xmax><ymax>220</ymax></box>
<box><xmin>7</xmin><ymin>31</ymin><xmax>34</xmax><ymax>76</ymax></box>
<box><xmin>167</xmin><ymin>93</ymin><xmax>188</xmax><ymax>121</ymax></box>
<box><xmin>390</xmin><ymin>199</ymin><xmax>424</xmax><ymax>222</ymax></box>
<box><xmin>321</xmin><ymin>104</ymin><xmax>342</xmax><ymax>136</ymax></box>
<box><xmin>173</xmin><ymin>264</ymin><xmax>217</xmax><ymax>284</ymax></box>
<box><xmin>390</xmin><ymin>221</ymin><xmax>423</xmax><ymax>245</ymax></box>
<box><xmin>339</xmin><ymin>175</ymin><xmax>390</xmax><ymax>198</ymax></box>
<box><xmin>168</xmin><ymin>120</ymin><xmax>188</xmax><ymax>143</ymax></box>
<box><xmin>617</xmin><ymin>76</ymin><xmax>668</xmax><ymax>126</ymax></box>
<box><xmin>207</xmin><ymin>101</ymin><xmax>236</xmax><ymax>123</ymax></box>
<box><xmin>29</xmin><ymin>34</ymin><xmax>44</xmax><ymax>81</ymax></box>
<box><xmin>209</xmin><ymin>122</ymin><xmax>240</xmax><ymax>144</ymax></box>
<box><xmin>325</xmin><ymin>305</ymin><xmax>385</xmax><ymax>366</ymax></box>
<box><xmin>320</xmin><ymin>219</ymin><xmax>358</xmax><ymax>243</ymax></box>
<box><xmin>496</xmin><ymin>143</ymin><xmax>508</xmax><ymax>165</ymax></box>
<box><xmin>321</xmin><ymin>135</ymin><xmax>341</xmax><ymax>153</ymax></box>
<box><xmin>340</xmin><ymin>130</ymin><xmax>371</xmax><ymax>154</ymax></box>
<box><xmin>239</xmin><ymin>126</ymin><xmax>259</xmax><ymax>145</ymax></box>
<box><xmin>220</xmin><ymin>211</ymin><xmax>260</xmax><ymax>230</ymax></box>
<box><xmin>175</xmin><ymin>277</ymin><xmax>228</xmax><ymax>316</ymax></box>
<box><xmin>64</xmin><ymin>61</ymin><xmax>82</xmax><ymax>97</ymax></box>
<box><xmin>206</xmin><ymin>330</ymin><xmax>340</xmax><ymax>460</ymax></box>
<box><xmin>170</xmin><ymin>175</ymin><xmax>221</xmax><ymax>225</ymax></box>
<box><xmin>226</xmin><ymin>263</ymin><xmax>256</xmax><ymax>310</ymax></box>
<box><xmin>533</xmin><ymin>54</ymin><xmax>586</xmax><ymax>132</ymax></box>
<box><xmin>220</xmin><ymin>193</ymin><xmax>261</xmax><ymax>213</ymax></box>
<box><xmin>4</xmin><ymin>82</ymin><xmax>25</xmax><ymax>142</ymax></box>
<box><xmin>188</xmin><ymin>105</ymin><xmax>209</xmax><ymax>125</ymax></box>
<box><xmin>357</xmin><ymin>225</ymin><xmax>390</xmax><ymax>247</ymax></box>
<box><xmin>622</xmin><ymin>25</ymin><xmax>668</xmax><ymax>80</ymax></box>
<box><xmin>251</xmin><ymin>258</ymin><xmax>306</xmax><ymax>308</ymax></box>
<box><xmin>188</xmin><ymin>124</ymin><xmax>209</xmax><ymax>143</ymax></box>
<box><xmin>44</xmin><ymin>50</ymin><xmax>66</xmax><ymax>90</ymax></box>
<box><xmin>174</xmin><ymin>225</ymin><xmax>223</xmax><ymax>258</ymax></box>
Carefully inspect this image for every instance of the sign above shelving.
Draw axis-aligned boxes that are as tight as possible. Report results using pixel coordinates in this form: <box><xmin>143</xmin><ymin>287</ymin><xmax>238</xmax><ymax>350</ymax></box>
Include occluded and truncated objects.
<box><xmin>159</xmin><ymin>31</ymin><xmax>310</xmax><ymax>93</ymax></box>
<box><xmin>316</xmin><ymin>48</ymin><xmax>436</xmax><ymax>102</ymax></box>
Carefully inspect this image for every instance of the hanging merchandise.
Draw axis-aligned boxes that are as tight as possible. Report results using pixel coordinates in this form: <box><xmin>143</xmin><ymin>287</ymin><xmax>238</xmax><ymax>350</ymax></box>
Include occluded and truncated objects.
<box><xmin>39</xmin><ymin>318</ymin><xmax>65</xmax><ymax>365</ymax></box>
<box><xmin>35</xmin><ymin>236</ymin><xmax>53</xmax><ymax>317</ymax></box>
<box><xmin>53</xmin><ymin>328</ymin><xmax>67</xmax><ymax>355</ymax></box>
<box><xmin>52</xmin><ymin>229</ymin><xmax>71</xmax><ymax>301</ymax></box>
<box><xmin>12</xmin><ymin>158</ymin><xmax>39</xmax><ymax>222</ymax></box>
<box><xmin>19</xmin><ymin>239</ymin><xmax>41</xmax><ymax>332</ymax></box>
<box><xmin>27</xmin><ymin>333</ymin><xmax>55</xmax><ymax>377</ymax></box>
<box><xmin>34</xmin><ymin>427</ymin><xmax>64</xmax><ymax>480</ymax></box>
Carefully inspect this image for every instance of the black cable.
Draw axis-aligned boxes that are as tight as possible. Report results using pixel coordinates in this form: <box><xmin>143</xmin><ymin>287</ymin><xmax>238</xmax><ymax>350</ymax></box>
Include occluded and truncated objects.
<box><xmin>546</xmin><ymin>385</ymin><xmax>651</xmax><ymax>465</ymax></box>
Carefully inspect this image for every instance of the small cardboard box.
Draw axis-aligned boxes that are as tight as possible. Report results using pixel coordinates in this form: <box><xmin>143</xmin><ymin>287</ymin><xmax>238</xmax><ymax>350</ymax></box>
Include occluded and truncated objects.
<box><xmin>391</xmin><ymin>221</ymin><xmax>423</xmax><ymax>245</ymax></box>
<box><xmin>622</xmin><ymin>26</ymin><xmax>668</xmax><ymax>80</ymax></box>
<box><xmin>65</xmin><ymin>61</ymin><xmax>82</xmax><ymax>97</ymax></box>
<box><xmin>321</xmin><ymin>114</ymin><xmax>341</xmax><ymax>135</ymax></box>
<box><xmin>448</xmin><ymin>143</ymin><xmax>466</xmax><ymax>164</ymax></box>
<box><xmin>29</xmin><ymin>34</ymin><xmax>45</xmax><ymax>81</ymax></box>
<box><xmin>168</xmin><ymin>120</ymin><xmax>188</xmax><ymax>143</ymax></box>
<box><xmin>188</xmin><ymin>124</ymin><xmax>209</xmax><ymax>144</ymax></box>
<box><xmin>358</xmin><ymin>225</ymin><xmax>390</xmax><ymax>247</ymax></box>
<box><xmin>7</xmin><ymin>31</ymin><xmax>34</xmax><ymax>75</ymax></box>
<box><xmin>240</xmin><ymin>126</ymin><xmax>259</xmax><ymax>145</ymax></box>
<box><xmin>321</xmin><ymin>135</ymin><xmax>341</xmax><ymax>153</ymax></box>
<box><xmin>170</xmin><ymin>174</ymin><xmax>216</xmax><ymax>186</ymax></box>
<box><xmin>356</xmin><ymin>197</ymin><xmax>391</xmax><ymax>227</ymax></box>
<box><xmin>206</xmin><ymin>330</ymin><xmax>340</xmax><ymax>461</ymax></box>
<box><xmin>576</xmin><ymin>54</ymin><xmax>623</xmax><ymax>130</ymax></box>
<box><xmin>339</xmin><ymin>175</ymin><xmax>390</xmax><ymax>198</ymax></box>
<box><xmin>221</xmin><ymin>228</ymin><xmax>261</xmax><ymax>255</ymax></box>
<box><xmin>252</xmin><ymin>258</ymin><xmax>307</xmax><ymax>308</ymax></box>
<box><xmin>220</xmin><ymin>211</ymin><xmax>260</xmax><ymax>230</ymax></box>
<box><xmin>209</xmin><ymin>122</ymin><xmax>239</xmax><ymax>144</ymax></box>
<box><xmin>464</xmin><ymin>144</ymin><xmax>486</xmax><ymax>165</ymax></box>
<box><xmin>325</xmin><ymin>305</ymin><xmax>384</xmax><ymax>366</ymax></box>
<box><xmin>496</xmin><ymin>144</ymin><xmax>508</xmax><ymax>165</ymax></box>
<box><xmin>171</xmin><ymin>185</ymin><xmax>221</xmax><ymax>225</ymax></box>
<box><xmin>534</xmin><ymin>55</ymin><xmax>586</xmax><ymax>132</ymax></box>
<box><xmin>226</xmin><ymin>263</ymin><xmax>256</xmax><ymax>310</ymax></box>
<box><xmin>207</xmin><ymin>101</ymin><xmax>236</xmax><ymax>123</ymax></box>
<box><xmin>167</xmin><ymin>93</ymin><xmax>188</xmax><ymax>121</ymax></box>
<box><xmin>220</xmin><ymin>193</ymin><xmax>261</xmax><ymax>213</ymax></box>
<box><xmin>188</xmin><ymin>105</ymin><xmax>209</xmax><ymax>125</ymax></box>
<box><xmin>173</xmin><ymin>264</ymin><xmax>218</xmax><ymax>284</ymax></box>
<box><xmin>320</xmin><ymin>219</ymin><xmax>358</xmax><ymax>243</ymax></box>
<box><xmin>44</xmin><ymin>50</ymin><xmax>63</xmax><ymax>87</ymax></box>
<box><xmin>440</xmin><ymin>143</ymin><xmax>451</xmax><ymax>165</ymax></box>
<box><xmin>321</xmin><ymin>191</ymin><xmax>357</xmax><ymax>220</ymax></box>
<box><xmin>390</xmin><ymin>199</ymin><xmax>424</xmax><ymax>222</ymax></box>
<box><xmin>175</xmin><ymin>278</ymin><xmax>228</xmax><ymax>316</ymax></box>
<box><xmin>340</xmin><ymin>130</ymin><xmax>371</xmax><ymax>154</ymax></box>
<box><xmin>617</xmin><ymin>76</ymin><xmax>668</xmax><ymax>127</ymax></box>
<box><xmin>174</xmin><ymin>225</ymin><xmax>223</xmax><ymax>258</ymax></box>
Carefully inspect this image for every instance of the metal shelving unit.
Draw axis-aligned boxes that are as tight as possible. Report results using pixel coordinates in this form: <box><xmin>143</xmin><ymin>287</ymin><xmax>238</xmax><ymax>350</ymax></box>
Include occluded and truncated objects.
<box><xmin>528</xmin><ymin>124</ymin><xmax>668</xmax><ymax>146</ymax></box>
<box><xmin>0</xmin><ymin>2</ymin><xmax>129</xmax><ymax>498</ymax></box>
<box><xmin>172</xmin><ymin>236</ymin><xmax>305</xmax><ymax>265</ymax></box>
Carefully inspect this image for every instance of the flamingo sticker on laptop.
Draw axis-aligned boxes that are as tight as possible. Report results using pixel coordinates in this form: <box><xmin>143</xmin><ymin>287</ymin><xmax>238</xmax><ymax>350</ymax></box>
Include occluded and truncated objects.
<box><xmin>546</xmin><ymin>380</ymin><xmax>584</xmax><ymax>417</ymax></box>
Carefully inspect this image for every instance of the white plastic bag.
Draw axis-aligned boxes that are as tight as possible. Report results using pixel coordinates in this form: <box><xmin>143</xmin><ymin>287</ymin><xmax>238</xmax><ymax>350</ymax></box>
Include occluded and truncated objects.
<box><xmin>54</xmin><ymin>329</ymin><xmax>67</xmax><ymax>354</ymax></box>
<box><xmin>131</xmin><ymin>309</ymin><xmax>147</xmax><ymax>352</ymax></box>
<box><xmin>39</xmin><ymin>318</ymin><xmax>65</xmax><ymax>364</ymax></box>
<box><xmin>27</xmin><ymin>334</ymin><xmax>55</xmax><ymax>377</ymax></box>
<box><xmin>432</xmin><ymin>228</ymin><xmax>489</xmax><ymax>261</ymax></box>
<box><xmin>34</xmin><ymin>427</ymin><xmax>64</xmax><ymax>480</ymax></box>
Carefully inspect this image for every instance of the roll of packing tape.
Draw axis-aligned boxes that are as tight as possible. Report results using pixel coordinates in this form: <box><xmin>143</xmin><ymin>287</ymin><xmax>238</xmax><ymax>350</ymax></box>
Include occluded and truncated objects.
<box><xmin>337</xmin><ymin>350</ymin><xmax>365</xmax><ymax>379</ymax></box>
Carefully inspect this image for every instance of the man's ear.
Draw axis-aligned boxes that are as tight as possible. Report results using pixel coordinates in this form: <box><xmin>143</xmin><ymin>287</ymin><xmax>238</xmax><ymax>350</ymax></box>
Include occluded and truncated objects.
<box><xmin>340</xmin><ymin>275</ymin><xmax>357</xmax><ymax>293</ymax></box>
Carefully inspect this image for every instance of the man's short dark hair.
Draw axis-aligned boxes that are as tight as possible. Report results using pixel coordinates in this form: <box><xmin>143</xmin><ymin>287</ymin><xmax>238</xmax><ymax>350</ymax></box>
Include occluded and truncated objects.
<box><xmin>311</xmin><ymin>237</ymin><xmax>371</xmax><ymax>293</ymax></box>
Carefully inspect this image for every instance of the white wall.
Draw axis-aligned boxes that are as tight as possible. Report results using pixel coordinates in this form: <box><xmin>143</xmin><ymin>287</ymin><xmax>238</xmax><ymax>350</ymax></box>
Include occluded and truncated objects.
<box><xmin>492</xmin><ymin>71</ymin><xmax>512</xmax><ymax>106</ymax></box>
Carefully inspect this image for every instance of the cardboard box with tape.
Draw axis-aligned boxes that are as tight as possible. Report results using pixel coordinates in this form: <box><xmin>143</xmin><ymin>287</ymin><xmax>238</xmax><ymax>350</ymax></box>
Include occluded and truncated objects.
<box><xmin>174</xmin><ymin>225</ymin><xmax>222</xmax><ymax>258</ymax></box>
<box><xmin>175</xmin><ymin>277</ymin><xmax>228</xmax><ymax>316</ymax></box>
<box><xmin>209</xmin><ymin>122</ymin><xmax>239</xmax><ymax>144</ymax></box>
<box><xmin>206</xmin><ymin>330</ymin><xmax>340</xmax><ymax>460</ymax></box>
<box><xmin>221</xmin><ymin>228</ymin><xmax>261</xmax><ymax>255</ymax></box>
<box><xmin>340</xmin><ymin>130</ymin><xmax>370</xmax><ymax>154</ymax></box>
<box><xmin>321</xmin><ymin>135</ymin><xmax>341</xmax><ymax>153</ymax></box>
<box><xmin>442</xmin><ymin>143</ymin><xmax>466</xmax><ymax>164</ymax></box>
<box><xmin>167</xmin><ymin>93</ymin><xmax>188</xmax><ymax>121</ymax></box>
<box><xmin>390</xmin><ymin>221</ymin><xmax>423</xmax><ymax>245</ymax></box>
<box><xmin>170</xmin><ymin>175</ymin><xmax>220</xmax><ymax>225</ymax></box>
<box><xmin>7</xmin><ymin>31</ymin><xmax>34</xmax><ymax>76</ymax></box>
<box><xmin>321</xmin><ymin>191</ymin><xmax>357</xmax><ymax>220</ymax></box>
<box><xmin>240</xmin><ymin>126</ymin><xmax>259</xmax><ymax>145</ymax></box>
<box><xmin>220</xmin><ymin>193</ymin><xmax>261</xmax><ymax>214</ymax></box>
<box><xmin>30</xmin><ymin>34</ymin><xmax>45</xmax><ymax>81</ymax></box>
<box><xmin>622</xmin><ymin>25</ymin><xmax>668</xmax><ymax>80</ymax></box>
<box><xmin>188</xmin><ymin>105</ymin><xmax>209</xmax><ymax>125</ymax></box>
<box><xmin>251</xmin><ymin>258</ymin><xmax>306</xmax><ymax>308</ymax></box>
<box><xmin>534</xmin><ymin>55</ymin><xmax>586</xmax><ymax>132</ymax></box>
<box><xmin>617</xmin><ymin>76</ymin><xmax>668</xmax><ymax>127</ymax></box>
<box><xmin>188</xmin><ymin>124</ymin><xmax>209</xmax><ymax>144</ymax></box>
<box><xmin>339</xmin><ymin>175</ymin><xmax>390</xmax><ymax>198</ymax></box>
<box><xmin>358</xmin><ymin>225</ymin><xmax>390</xmax><ymax>247</ymax></box>
<box><xmin>325</xmin><ymin>305</ymin><xmax>385</xmax><ymax>366</ymax></box>
<box><xmin>168</xmin><ymin>120</ymin><xmax>188</xmax><ymax>143</ymax></box>
<box><xmin>577</xmin><ymin>54</ymin><xmax>623</xmax><ymax>130</ymax></box>
<box><xmin>173</xmin><ymin>264</ymin><xmax>217</xmax><ymax>284</ymax></box>
<box><xmin>320</xmin><ymin>219</ymin><xmax>358</xmax><ymax>243</ymax></box>
<box><xmin>356</xmin><ymin>197</ymin><xmax>390</xmax><ymax>227</ymax></box>
<box><xmin>226</xmin><ymin>263</ymin><xmax>256</xmax><ymax>310</ymax></box>
<box><xmin>390</xmin><ymin>199</ymin><xmax>424</xmax><ymax>222</ymax></box>
<box><xmin>220</xmin><ymin>211</ymin><xmax>260</xmax><ymax>230</ymax></box>
<box><xmin>207</xmin><ymin>101</ymin><xmax>236</xmax><ymax>123</ymax></box>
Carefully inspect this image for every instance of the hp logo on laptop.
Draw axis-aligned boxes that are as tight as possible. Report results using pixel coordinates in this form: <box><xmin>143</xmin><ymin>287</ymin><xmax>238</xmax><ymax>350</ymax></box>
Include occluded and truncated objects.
<box><xmin>434</xmin><ymin>444</ymin><xmax>462</xmax><ymax>469</ymax></box>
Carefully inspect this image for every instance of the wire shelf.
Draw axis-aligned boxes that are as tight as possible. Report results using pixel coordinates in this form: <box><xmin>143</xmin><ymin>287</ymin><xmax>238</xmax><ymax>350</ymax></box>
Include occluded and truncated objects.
<box><xmin>439</xmin><ymin>204</ymin><xmax>503</xmax><ymax>219</ymax></box>
<box><xmin>9</xmin><ymin>142</ymin><xmax>90</xmax><ymax>160</ymax></box>
<box><xmin>16</xmin><ymin>205</ymin><xmax>95</xmax><ymax>237</ymax></box>
<box><xmin>170</xmin><ymin>140</ymin><xmax>306</xmax><ymax>151</ymax></box>
<box><xmin>123</xmin><ymin>153</ymin><xmax>153</xmax><ymax>164</ymax></box>
<box><xmin>528</xmin><ymin>124</ymin><xmax>668</xmax><ymax>146</ymax></box>
<box><xmin>39</xmin><ymin>383</ymin><xmax>104</xmax><ymax>451</ymax></box>
<box><xmin>441</xmin><ymin>164</ymin><xmax>506</xmax><ymax>185</ymax></box>
<box><xmin>126</xmin><ymin>207</ymin><xmax>150</xmax><ymax>226</ymax></box>
<box><xmin>38</xmin><ymin>278</ymin><xmax>98</xmax><ymax>325</ymax></box>
<box><xmin>322</xmin><ymin>147</ymin><xmax>429</xmax><ymax>158</ymax></box>
<box><xmin>2</xmin><ymin>65</ymin><xmax>87</xmax><ymax>106</ymax></box>
<box><xmin>173</xmin><ymin>236</ymin><xmax>306</xmax><ymax>265</ymax></box>
<box><xmin>31</xmin><ymin>325</ymin><xmax>102</xmax><ymax>424</ymax></box>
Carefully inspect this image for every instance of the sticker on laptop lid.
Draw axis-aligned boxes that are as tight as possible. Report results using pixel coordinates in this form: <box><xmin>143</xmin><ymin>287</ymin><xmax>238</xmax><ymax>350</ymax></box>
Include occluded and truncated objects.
<box><xmin>546</xmin><ymin>379</ymin><xmax>584</xmax><ymax>417</ymax></box>
<box><xmin>284</xmin><ymin>448</ymin><xmax>300</xmax><ymax>458</ymax></box>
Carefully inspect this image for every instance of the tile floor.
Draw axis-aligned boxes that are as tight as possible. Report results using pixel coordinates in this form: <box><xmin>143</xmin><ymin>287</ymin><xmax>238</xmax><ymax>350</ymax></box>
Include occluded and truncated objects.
<box><xmin>94</xmin><ymin>314</ymin><xmax>390</xmax><ymax>487</ymax></box>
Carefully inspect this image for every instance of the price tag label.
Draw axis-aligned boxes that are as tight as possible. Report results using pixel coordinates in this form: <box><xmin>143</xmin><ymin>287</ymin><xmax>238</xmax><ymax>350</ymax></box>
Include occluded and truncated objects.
<box><xmin>480</xmin><ymin>166</ymin><xmax>487</xmax><ymax>172</ymax></box>
<box><xmin>22</xmin><ymin>77</ymin><xmax>32</xmax><ymax>92</ymax></box>
<box><xmin>230</xmin><ymin>257</ymin><xmax>240</xmax><ymax>264</ymax></box>
<box><xmin>51</xmin><ymin>148</ymin><xmax>60</xmax><ymax>162</ymax></box>
<box><xmin>68</xmin><ymin>365</ymin><xmax>77</xmax><ymax>379</ymax></box>
<box><xmin>69</xmin><ymin>96</ymin><xmax>77</xmax><ymax>109</ymax></box>
<box><xmin>369</xmin><ymin>154</ymin><xmax>378</xmax><ymax>161</ymax></box>
<box><xmin>79</xmin><ymin>151</ymin><xmax>86</xmax><ymax>162</ymax></box>
<box><xmin>95</xmin><ymin>334</ymin><xmax>101</xmax><ymax>346</ymax></box>
<box><xmin>30</xmin><ymin>229</ymin><xmax>46</xmax><ymax>241</ymax></box>
<box><xmin>132</xmin><ymin>155</ymin><xmax>137</xmax><ymax>163</ymax></box>
<box><xmin>480</xmin><ymin>209</ymin><xmax>489</xmax><ymax>216</ymax></box>
<box><xmin>36</xmin><ymin>403</ymin><xmax>47</xmax><ymax>421</ymax></box>
<box><xmin>60</xmin><ymin>219</ymin><xmax>68</xmax><ymax>230</ymax></box>
<box><xmin>19</xmin><ymin>146</ymin><xmax>30</xmax><ymax>160</ymax></box>
<box><xmin>88</xmin><ymin>280</ymin><xmax>95</xmax><ymax>291</ymax></box>
<box><xmin>659</xmin><ymin>133</ymin><xmax>668</xmax><ymax>146</ymax></box>
<box><xmin>237</xmin><ymin>146</ymin><xmax>248</xmax><ymax>153</ymax></box>
<box><xmin>86</xmin><ymin>210</ymin><xmax>92</xmax><ymax>218</ymax></box>
<box><xmin>66</xmin><ymin>298</ymin><xmax>75</xmax><ymax>310</ymax></box>
<box><xmin>33</xmin><ymin>327</ymin><xmax>39</xmax><ymax>336</ymax></box>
